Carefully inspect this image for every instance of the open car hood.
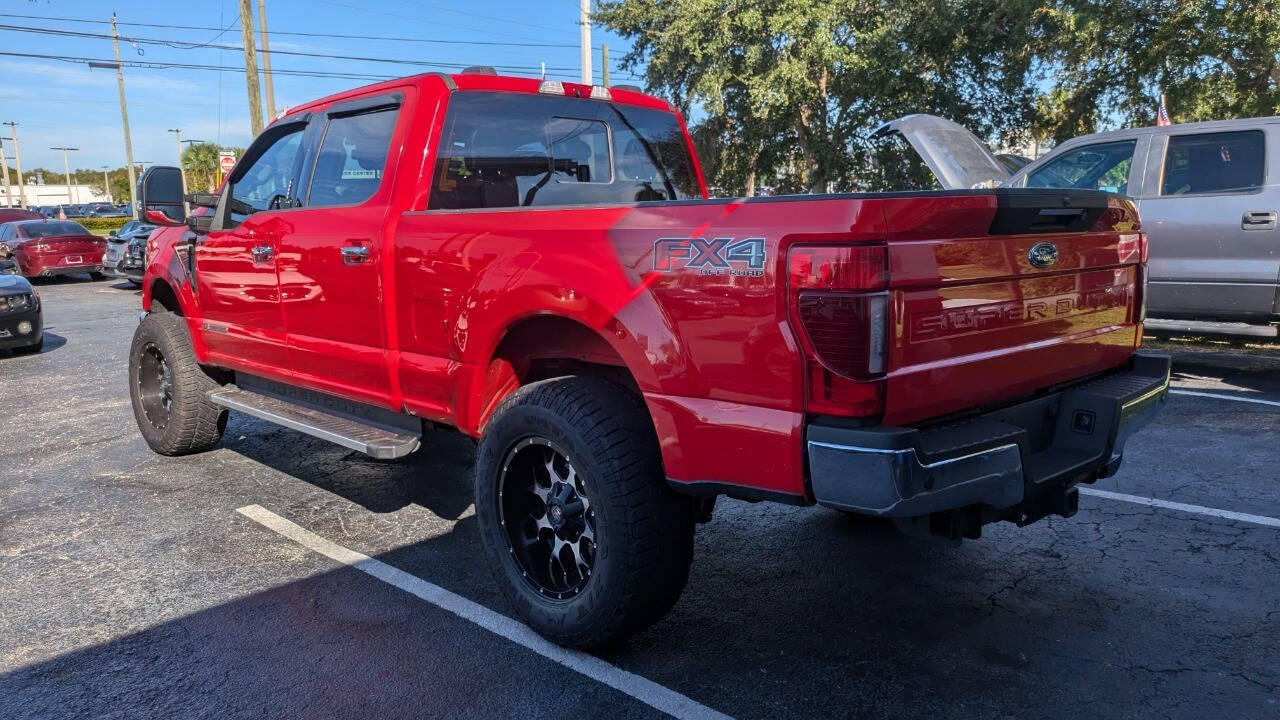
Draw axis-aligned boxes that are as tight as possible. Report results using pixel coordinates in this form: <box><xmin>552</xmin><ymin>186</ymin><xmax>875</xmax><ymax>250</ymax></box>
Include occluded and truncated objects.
<box><xmin>872</xmin><ymin>114</ymin><xmax>1011</xmax><ymax>190</ymax></box>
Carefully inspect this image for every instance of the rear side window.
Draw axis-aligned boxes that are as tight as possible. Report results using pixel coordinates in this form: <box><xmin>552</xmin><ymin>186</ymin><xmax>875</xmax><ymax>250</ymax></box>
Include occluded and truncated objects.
<box><xmin>1026</xmin><ymin>140</ymin><xmax>1137</xmax><ymax>193</ymax></box>
<box><xmin>428</xmin><ymin>92</ymin><xmax>699</xmax><ymax>210</ymax></box>
<box><xmin>307</xmin><ymin>108</ymin><xmax>399</xmax><ymax>207</ymax></box>
<box><xmin>1161</xmin><ymin>130</ymin><xmax>1265</xmax><ymax>196</ymax></box>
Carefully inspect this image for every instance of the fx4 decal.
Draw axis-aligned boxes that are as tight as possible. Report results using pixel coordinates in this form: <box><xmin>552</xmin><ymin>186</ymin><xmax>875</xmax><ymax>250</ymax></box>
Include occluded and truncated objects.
<box><xmin>652</xmin><ymin>237</ymin><xmax>767</xmax><ymax>277</ymax></box>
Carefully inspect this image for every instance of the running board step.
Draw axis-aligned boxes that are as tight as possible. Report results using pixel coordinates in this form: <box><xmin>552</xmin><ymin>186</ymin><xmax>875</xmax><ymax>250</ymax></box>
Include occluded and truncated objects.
<box><xmin>207</xmin><ymin>387</ymin><xmax>421</xmax><ymax>459</ymax></box>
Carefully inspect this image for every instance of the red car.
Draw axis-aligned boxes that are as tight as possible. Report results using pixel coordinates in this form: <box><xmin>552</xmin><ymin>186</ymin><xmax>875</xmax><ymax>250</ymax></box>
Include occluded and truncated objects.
<box><xmin>0</xmin><ymin>220</ymin><xmax>106</xmax><ymax>279</ymax></box>
<box><xmin>130</xmin><ymin>71</ymin><xmax>1169</xmax><ymax>648</ymax></box>
<box><xmin>0</xmin><ymin>208</ymin><xmax>42</xmax><ymax>224</ymax></box>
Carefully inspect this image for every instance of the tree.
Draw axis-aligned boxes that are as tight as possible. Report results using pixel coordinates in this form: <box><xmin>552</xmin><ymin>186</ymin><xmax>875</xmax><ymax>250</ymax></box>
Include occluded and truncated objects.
<box><xmin>596</xmin><ymin>0</ymin><xmax>1043</xmax><ymax>193</ymax></box>
<box><xmin>1035</xmin><ymin>0</ymin><xmax>1280</xmax><ymax>141</ymax></box>
<box><xmin>182</xmin><ymin>142</ymin><xmax>243</xmax><ymax>192</ymax></box>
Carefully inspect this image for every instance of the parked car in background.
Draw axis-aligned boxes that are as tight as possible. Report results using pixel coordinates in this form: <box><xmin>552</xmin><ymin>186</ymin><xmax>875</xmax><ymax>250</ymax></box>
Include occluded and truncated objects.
<box><xmin>0</xmin><ymin>271</ymin><xmax>42</xmax><ymax>354</ymax></box>
<box><xmin>103</xmin><ymin>221</ymin><xmax>155</xmax><ymax>285</ymax></box>
<box><xmin>880</xmin><ymin>114</ymin><xmax>1280</xmax><ymax>338</ymax></box>
<box><xmin>36</xmin><ymin>204</ymin><xmax>86</xmax><ymax>219</ymax></box>
<box><xmin>0</xmin><ymin>219</ymin><xmax>106</xmax><ymax>279</ymax></box>
<box><xmin>0</xmin><ymin>208</ymin><xmax>42</xmax><ymax>224</ymax></box>
<box><xmin>85</xmin><ymin>202</ymin><xmax>129</xmax><ymax>218</ymax></box>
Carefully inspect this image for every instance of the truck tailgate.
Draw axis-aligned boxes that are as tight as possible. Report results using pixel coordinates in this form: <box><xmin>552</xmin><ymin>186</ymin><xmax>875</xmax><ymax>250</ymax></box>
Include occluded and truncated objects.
<box><xmin>881</xmin><ymin>191</ymin><xmax>1144</xmax><ymax>426</ymax></box>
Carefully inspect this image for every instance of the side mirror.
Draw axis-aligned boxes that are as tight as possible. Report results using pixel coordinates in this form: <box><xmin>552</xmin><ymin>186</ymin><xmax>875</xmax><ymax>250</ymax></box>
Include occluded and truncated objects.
<box><xmin>138</xmin><ymin>165</ymin><xmax>186</xmax><ymax>226</ymax></box>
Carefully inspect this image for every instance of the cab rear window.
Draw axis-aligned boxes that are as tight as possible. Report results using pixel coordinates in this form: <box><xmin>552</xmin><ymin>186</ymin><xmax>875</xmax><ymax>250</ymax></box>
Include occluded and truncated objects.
<box><xmin>428</xmin><ymin>92</ymin><xmax>698</xmax><ymax>210</ymax></box>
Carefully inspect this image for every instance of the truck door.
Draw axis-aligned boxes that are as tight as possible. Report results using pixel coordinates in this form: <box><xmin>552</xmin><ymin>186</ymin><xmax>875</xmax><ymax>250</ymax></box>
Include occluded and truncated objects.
<box><xmin>195</xmin><ymin>121</ymin><xmax>307</xmax><ymax>376</ymax></box>
<box><xmin>277</xmin><ymin>91</ymin><xmax>405</xmax><ymax>407</ymax></box>
<box><xmin>1137</xmin><ymin>127</ymin><xmax>1278</xmax><ymax>321</ymax></box>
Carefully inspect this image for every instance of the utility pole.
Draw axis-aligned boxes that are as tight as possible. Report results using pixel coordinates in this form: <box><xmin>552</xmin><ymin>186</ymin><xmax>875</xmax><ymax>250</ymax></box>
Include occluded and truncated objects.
<box><xmin>0</xmin><ymin>138</ymin><xmax>11</xmax><ymax>208</ymax></box>
<box><xmin>51</xmin><ymin>147</ymin><xmax>79</xmax><ymax>204</ymax></box>
<box><xmin>579</xmin><ymin>0</ymin><xmax>592</xmax><ymax>85</ymax></box>
<box><xmin>4</xmin><ymin>122</ymin><xmax>26</xmax><ymax>208</ymax></box>
<box><xmin>601</xmin><ymin>44</ymin><xmax>610</xmax><ymax>87</ymax></box>
<box><xmin>258</xmin><ymin>0</ymin><xmax>276</xmax><ymax>121</ymax></box>
<box><xmin>110</xmin><ymin>15</ymin><xmax>138</xmax><ymax>218</ymax></box>
<box><xmin>240</xmin><ymin>0</ymin><xmax>265</xmax><ymax>137</ymax></box>
<box><xmin>101</xmin><ymin>166</ymin><xmax>112</xmax><ymax>203</ymax></box>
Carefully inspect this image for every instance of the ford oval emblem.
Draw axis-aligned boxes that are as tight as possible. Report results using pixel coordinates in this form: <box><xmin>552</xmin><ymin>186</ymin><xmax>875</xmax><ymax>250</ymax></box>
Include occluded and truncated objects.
<box><xmin>1028</xmin><ymin>241</ymin><xmax>1059</xmax><ymax>268</ymax></box>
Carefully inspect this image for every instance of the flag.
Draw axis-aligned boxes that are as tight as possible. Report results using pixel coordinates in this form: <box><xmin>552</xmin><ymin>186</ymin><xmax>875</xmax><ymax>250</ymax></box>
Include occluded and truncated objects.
<box><xmin>1156</xmin><ymin>94</ymin><xmax>1171</xmax><ymax>126</ymax></box>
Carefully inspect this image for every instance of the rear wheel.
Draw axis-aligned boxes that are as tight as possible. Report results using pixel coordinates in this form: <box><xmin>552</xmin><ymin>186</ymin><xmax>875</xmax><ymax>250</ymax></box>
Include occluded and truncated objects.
<box><xmin>475</xmin><ymin>376</ymin><xmax>697</xmax><ymax>648</ymax></box>
<box><xmin>128</xmin><ymin>311</ymin><xmax>227</xmax><ymax>455</ymax></box>
<box><xmin>90</xmin><ymin>271</ymin><xmax>107</xmax><ymax>281</ymax></box>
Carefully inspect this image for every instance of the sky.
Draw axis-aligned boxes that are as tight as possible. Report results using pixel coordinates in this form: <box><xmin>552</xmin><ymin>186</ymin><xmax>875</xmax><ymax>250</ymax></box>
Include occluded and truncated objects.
<box><xmin>0</xmin><ymin>0</ymin><xmax>640</xmax><ymax>174</ymax></box>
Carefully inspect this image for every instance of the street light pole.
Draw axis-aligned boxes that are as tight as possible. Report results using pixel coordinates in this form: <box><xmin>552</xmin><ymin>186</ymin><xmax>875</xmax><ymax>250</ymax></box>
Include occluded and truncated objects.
<box><xmin>51</xmin><ymin>146</ymin><xmax>79</xmax><ymax>205</ymax></box>
<box><xmin>4</xmin><ymin>122</ymin><xmax>26</xmax><ymax>208</ymax></box>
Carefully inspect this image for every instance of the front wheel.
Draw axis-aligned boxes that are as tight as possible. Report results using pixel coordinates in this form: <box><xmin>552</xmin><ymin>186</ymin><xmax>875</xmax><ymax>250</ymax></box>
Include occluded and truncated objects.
<box><xmin>128</xmin><ymin>311</ymin><xmax>228</xmax><ymax>455</ymax></box>
<box><xmin>475</xmin><ymin>376</ymin><xmax>697</xmax><ymax>648</ymax></box>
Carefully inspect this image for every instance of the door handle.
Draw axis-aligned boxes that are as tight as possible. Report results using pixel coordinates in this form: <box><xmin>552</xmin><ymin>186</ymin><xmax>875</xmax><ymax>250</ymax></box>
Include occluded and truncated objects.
<box><xmin>250</xmin><ymin>245</ymin><xmax>275</xmax><ymax>263</ymax></box>
<box><xmin>341</xmin><ymin>245</ymin><xmax>371</xmax><ymax>265</ymax></box>
<box><xmin>1242</xmin><ymin>211</ymin><xmax>1277</xmax><ymax>231</ymax></box>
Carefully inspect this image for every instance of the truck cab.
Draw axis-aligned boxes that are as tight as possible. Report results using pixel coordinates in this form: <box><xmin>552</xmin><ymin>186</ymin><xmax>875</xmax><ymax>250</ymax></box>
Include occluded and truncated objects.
<box><xmin>130</xmin><ymin>71</ymin><xmax>1169</xmax><ymax>648</ymax></box>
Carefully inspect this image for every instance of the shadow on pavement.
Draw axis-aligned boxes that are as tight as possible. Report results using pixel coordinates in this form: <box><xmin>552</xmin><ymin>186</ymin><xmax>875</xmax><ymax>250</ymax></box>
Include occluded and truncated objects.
<box><xmin>220</xmin><ymin>417</ymin><xmax>478</xmax><ymax>520</ymax></box>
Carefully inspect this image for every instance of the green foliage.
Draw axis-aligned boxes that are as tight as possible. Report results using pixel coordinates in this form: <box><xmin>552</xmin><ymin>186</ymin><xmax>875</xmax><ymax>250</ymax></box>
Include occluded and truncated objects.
<box><xmin>597</xmin><ymin>0</ymin><xmax>1042</xmax><ymax>193</ymax></box>
<box><xmin>183</xmin><ymin>143</ymin><xmax>243</xmax><ymax>193</ymax></box>
<box><xmin>598</xmin><ymin>0</ymin><xmax>1280</xmax><ymax>192</ymax></box>
<box><xmin>1035</xmin><ymin>0</ymin><xmax>1280</xmax><ymax>142</ymax></box>
<box><xmin>74</xmin><ymin>217</ymin><xmax>133</xmax><ymax>235</ymax></box>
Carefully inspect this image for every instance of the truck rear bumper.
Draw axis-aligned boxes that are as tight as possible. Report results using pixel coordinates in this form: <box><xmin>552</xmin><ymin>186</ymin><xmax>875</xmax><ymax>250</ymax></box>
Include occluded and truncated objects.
<box><xmin>807</xmin><ymin>352</ymin><xmax>1171</xmax><ymax>525</ymax></box>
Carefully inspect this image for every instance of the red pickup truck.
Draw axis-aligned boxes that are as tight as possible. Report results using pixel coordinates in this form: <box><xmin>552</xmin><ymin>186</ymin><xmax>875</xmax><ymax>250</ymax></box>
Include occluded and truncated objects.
<box><xmin>130</xmin><ymin>71</ymin><xmax>1169</xmax><ymax>648</ymax></box>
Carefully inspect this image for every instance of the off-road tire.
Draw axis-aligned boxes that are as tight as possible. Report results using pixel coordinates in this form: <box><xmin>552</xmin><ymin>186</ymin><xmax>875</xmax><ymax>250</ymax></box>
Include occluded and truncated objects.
<box><xmin>475</xmin><ymin>376</ymin><xmax>698</xmax><ymax>648</ymax></box>
<box><xmin>128</xmin><ymin>311</ymin><xmax>227</xmax><ymax>455</ymax></box>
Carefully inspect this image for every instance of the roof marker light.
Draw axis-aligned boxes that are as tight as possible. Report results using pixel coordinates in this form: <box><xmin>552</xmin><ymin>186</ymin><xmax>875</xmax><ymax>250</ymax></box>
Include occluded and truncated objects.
<box><xmin>538</xmin><ymin>80</ymin><xmax>566</xmax><ymax>95</ymax></box>
<box><xmin>589</xmin><ymin>86</ymin><xmax>612</xmax><ymax>101</ymax></box>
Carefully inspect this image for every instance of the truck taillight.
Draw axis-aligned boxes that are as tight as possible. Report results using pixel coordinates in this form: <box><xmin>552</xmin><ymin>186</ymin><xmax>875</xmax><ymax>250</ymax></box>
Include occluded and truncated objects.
<box><xmin>1119</xmin><ymin>232</ymin><xmax>1149</xmax><ymax>325</ymax></box>
<box><xmin>788</xmin><ymin>245</ymin><xmax>889</xmax><ymax>417</ymax></box>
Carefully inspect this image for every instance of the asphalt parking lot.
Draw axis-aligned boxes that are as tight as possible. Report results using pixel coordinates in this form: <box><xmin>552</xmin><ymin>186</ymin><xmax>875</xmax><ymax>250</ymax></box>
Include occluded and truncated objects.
<box><xmin>2</xmin><ymin>277</ymin><xmax>1278</xmax><ymax>720</ymax></box>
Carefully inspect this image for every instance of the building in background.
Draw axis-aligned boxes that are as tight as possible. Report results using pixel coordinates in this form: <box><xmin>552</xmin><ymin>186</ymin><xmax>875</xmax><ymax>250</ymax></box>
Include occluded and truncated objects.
<box><xmin>0</xmin><ymin>184</ymin><xmax>109</xmax><ymax>208</ymax></box>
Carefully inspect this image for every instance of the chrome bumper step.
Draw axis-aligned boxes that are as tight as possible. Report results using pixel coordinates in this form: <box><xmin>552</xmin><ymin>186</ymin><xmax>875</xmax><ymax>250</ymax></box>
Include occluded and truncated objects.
<box><xmin>207</xmin><ymin>387</ymin><xmax>421</xmax><ymax>459</ymax></box>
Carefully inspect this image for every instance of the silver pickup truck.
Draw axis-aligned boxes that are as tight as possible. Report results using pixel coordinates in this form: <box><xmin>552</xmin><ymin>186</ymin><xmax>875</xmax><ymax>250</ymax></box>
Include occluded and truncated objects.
<box><xmin>881</xmin><ymin>115</ymin><xmax>1280</xmax><ymax>339</ymax></box>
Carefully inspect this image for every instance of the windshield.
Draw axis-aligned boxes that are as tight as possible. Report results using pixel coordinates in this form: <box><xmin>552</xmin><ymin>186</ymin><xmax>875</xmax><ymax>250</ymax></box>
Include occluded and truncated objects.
<box><xmin>18</xmin><ymin>221</ymin><xmax>90</xmax><ymax>238</ymax></box>
<box><xmin>1025</xmin><ymin>140</ymin><xmax>1137</xmax><ymax>193</ymax></box>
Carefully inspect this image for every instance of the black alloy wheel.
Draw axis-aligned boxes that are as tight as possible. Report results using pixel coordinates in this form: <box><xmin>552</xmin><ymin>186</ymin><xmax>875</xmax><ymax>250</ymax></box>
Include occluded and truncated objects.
<box><xmin>499</xmin><ymin>437</ymin><xmax>596</xmax><ymax>599</ymax></box>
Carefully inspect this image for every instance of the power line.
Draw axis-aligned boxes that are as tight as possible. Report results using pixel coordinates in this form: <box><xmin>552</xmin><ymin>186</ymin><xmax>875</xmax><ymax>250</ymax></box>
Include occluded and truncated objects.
<box><xmin>0</xmin><ymin>49</ymin><xmax>645</xmax><ymax>84</ymax></box>
<box><xmin>0</xmin><ymin>11</ymin><xmax>627</xmax><ymax>51</ymax></box>
<box><xmin>0</xmin><ymin>49</ymin><xmax>395</xmax><ymax>81</ymax></box>
<box><xmin>0</xmin><ymin>22</ymin><xmax>590</xmax><ymax>73</ymax></box>
<box><xmin>0</xmin><ymin>22</ymin><xmax>644</xmax><ymax>80</ymax></box>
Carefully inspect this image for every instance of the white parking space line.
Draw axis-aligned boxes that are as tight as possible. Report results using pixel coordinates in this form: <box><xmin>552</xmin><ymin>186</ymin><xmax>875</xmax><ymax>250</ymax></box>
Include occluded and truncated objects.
<box><xmin>1079</xmin><ymin>488</ymin><xmax>1280</xmax><ymax>528</ymax></box>
<box><xmin>236</xmin><ymin>505</ymin><xmax>733</xmax><ymax>720</ymax></box>
<box><xmin>1170</xmin><ymin>389</ymin><xmax>1280</xmax><ymax>408</ymax></box>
